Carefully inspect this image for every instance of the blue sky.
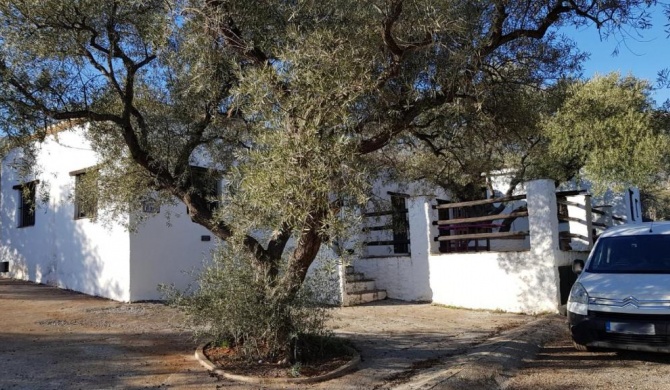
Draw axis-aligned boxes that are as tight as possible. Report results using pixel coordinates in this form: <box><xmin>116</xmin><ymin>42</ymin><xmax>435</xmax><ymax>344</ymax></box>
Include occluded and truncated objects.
<box><xmin>560</xmin><ymin>5</ymin><xmax>670</xmax><ymax>106</ymax></box>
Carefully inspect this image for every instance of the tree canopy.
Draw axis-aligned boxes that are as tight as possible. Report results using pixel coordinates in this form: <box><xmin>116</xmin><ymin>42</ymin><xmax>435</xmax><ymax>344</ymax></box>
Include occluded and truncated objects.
<box><xmin>543</xmin><ymin>73</ymin><xmax>668</xmax><ymax>193</ymax></box>
<box><xmin>0</xmin><ymin>0</ymin><xmax>661</xmax><ymax>290</ymax></box>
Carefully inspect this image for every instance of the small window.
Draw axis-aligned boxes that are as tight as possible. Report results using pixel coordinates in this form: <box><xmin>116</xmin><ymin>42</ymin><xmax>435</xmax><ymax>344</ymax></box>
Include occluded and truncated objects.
<box><xmin>141</xmin><ymin>198</ymin><xmax>161</xmax><ymax>214</ymax></box>
<box><xmin>187</xmin><ymin>166</ymin><xmax>220</xmax><ymax>214</ymax></box>
<box><xmin>390</xmin><ymin>194</ymin><xmax>409</xmax><ymax>254</ymax></box>
<box><xmin>71</xmin><ymin>170</ymin><xmax>98</xmax><ymax>220</ymax></box>
<box><xmin>13</xmin><ymin>181</ymin><xmax>37</xmax><ymax>228</ymax></box>
<box><xmin>142</xmin><ymin>195</ymin><xmax>161</xmax><ymax>214</ymax></box>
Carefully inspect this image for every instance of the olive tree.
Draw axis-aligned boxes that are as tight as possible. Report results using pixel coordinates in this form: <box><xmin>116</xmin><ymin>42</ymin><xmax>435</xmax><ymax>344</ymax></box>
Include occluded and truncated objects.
<box><xmin>0</xmin><ymin>0</ymin><xmax>657</xmax><ymax>358</ymax></box>
<box><xmin>542</xmin><ymin>73</ymin><xmax>669</xmax><ymax>193</ymax></box>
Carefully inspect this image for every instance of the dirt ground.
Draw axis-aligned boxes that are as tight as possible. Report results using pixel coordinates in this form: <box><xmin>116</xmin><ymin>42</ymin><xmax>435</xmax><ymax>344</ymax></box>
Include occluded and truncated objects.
<box><xmin>12</xmin><ymin>278</ymin><xmax>670</xmax><ymax>390</ymax></box>
<box><xmin>506</xmin><ymin>321</ymin><xmax>670</xmax><ymax>390</ymax></box>
<box><xmin>0</xmin><ymin>278</ymin><xmax>534</xmax><ymax>390</ymax></box>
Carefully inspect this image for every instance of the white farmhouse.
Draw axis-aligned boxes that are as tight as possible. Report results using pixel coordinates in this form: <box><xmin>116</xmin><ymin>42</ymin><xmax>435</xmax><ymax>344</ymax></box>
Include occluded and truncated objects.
<box><xmin>0</xmin><ymin>123</ymin><xmax>644</xmax><ymax>314</ymax></box>
<box><xmin>0</xmin><ymin>124</ymin><xmax>216</xmax><ymax>301</ymax></box>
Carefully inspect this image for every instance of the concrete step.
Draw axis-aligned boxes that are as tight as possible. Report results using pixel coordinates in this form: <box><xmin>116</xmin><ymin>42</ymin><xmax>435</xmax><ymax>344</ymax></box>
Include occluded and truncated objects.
<box><xmin>345</xmin><ymin>265</ymin><xmax>355</xmax><ymax>274</ymax></box>
<box><xmin>345</xmin><ymin>289</ymin><xmax>387</xmax><ymax>306</ymax></box>
<box><xmin>345</xmin><ymin>279</ymin><xmax>376</xmax><ymax>293</ymax></box>
<box><xmin>345</xmin><ymin>272</ymin><xmax>366</xmax><ymax>282</ymax></box>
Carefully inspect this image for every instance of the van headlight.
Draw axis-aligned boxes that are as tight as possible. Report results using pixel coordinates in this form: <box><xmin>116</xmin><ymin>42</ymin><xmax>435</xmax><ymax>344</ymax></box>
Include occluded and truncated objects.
<box><xmin>567</xmin><ymin>282</ymin><xmax>589</xmax><ymax>315</ymax></box>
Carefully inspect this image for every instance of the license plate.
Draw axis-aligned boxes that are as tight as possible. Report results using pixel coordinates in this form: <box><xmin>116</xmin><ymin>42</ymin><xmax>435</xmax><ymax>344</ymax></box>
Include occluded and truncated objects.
<box><xmin>606</xmin><ymin>321</ymin><xmax>656</xmax><ymax>335</ymax></box>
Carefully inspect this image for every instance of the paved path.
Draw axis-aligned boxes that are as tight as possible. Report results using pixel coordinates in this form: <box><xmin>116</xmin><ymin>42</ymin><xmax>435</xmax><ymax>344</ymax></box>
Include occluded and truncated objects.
<box><xmin>0</xmin><ymin>278</ymin><xmax>538</xmax><ymax>389</ymax></box>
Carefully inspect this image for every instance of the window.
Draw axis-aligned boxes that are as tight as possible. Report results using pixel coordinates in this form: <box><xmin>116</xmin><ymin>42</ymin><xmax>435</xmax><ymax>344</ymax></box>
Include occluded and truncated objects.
<box><xmin>71</xmin><ymin>169</ymin><xmax>98</xmax><ymax>220</ymax></box>
<box><xmin>13</xmin><ymin>181</ymin><xmax>37</xmax><ymax>228</ymax></box>
<box><xmin>390</xmin><ymin>194</ymin><xmax>409</xmax><ymax>254</ymax></box>
<box><xmin>141</xmin><ymin>197</ymin><xmax>161</xmax><ymax>214</ymax></box>
<box><xmin>187</xmin><ymin>166</ymin><xmax>220</xmax><ymax>214</ymax></box>
<box><xmin>587</xmin><ymin>235</ymin><xmax>670</xmax><ymax>274</ymax></box>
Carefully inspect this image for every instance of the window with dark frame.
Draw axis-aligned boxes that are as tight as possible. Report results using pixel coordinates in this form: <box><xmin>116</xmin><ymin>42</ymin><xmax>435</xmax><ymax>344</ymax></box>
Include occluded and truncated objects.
<box><xmin>72</xmin><ymin>170</ymin><xmax>98</xmax><ymax>220</ymax></box>
<box><xmin>141</xmin><ymin>197</ymin><xmax>161</xmax><ymax>214</ymax></box>
<box><xmin>14</xmin><ymin>181</ymin><xmax>37</xmax><ymax>228</ymax></box>
<box><xmin>186</xmin><ymin>166</ymin><xmax>220</xmax><ymax>215</ymax></box>
<box><xmin>390</xmin><ymin>194</ymin><xmax>409</xmax><ymax>254</ymax></box>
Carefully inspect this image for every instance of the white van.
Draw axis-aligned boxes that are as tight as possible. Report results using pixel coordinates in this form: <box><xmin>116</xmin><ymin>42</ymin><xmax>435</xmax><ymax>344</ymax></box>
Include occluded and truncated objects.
<box><xmin>568</xmin><ymin>221</ymin><xmax>670</xmax><ymax>352</ymax></box>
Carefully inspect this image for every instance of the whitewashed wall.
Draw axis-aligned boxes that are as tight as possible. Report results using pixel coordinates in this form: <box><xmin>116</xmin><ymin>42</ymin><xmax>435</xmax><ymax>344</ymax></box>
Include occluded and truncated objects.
<box><xmin>558</xmin><ymin>181</ymin><xmax>642</xmax><ymax>224</ymax></box>
<box><xmin>1</xmin><ymin>126</ymin><xmax>132</xmax><ymax>301</ymax></box>
<box><xmin>352</xmin><ymin>255</ymin><xmax>428</xmax><ymax>301</ymax></box>
<box><xmin>128</xmin><ymin>206</ymin><xmax>217</xmax><ymax>301</ymax></box>
<box><xmin>425</xmin><ymin>180</ymin><xmax>564</xmax><ymax>313</ymax></box>
<box><xmin>354</xmin><ymin>179</ymin><xmax>595</xmax><ymax>313</ymax></box>
<box><xmin>429</xmin><ymin>251</ymin><xmax>549</xmax><ymax>312</ymax></box>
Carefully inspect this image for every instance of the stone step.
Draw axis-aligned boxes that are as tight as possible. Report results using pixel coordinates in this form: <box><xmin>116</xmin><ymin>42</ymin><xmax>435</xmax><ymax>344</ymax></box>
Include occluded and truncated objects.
<box><xmin>345</xmin><ymin>289</ymin><xmax>387</xmax><ymax>306</ymax></box>
<box><xmin>345</xmin><ymin>279</ymin><xmax>376</xmax><ymax>293</ymax></box>
<box><xmin>345</xmin><ymin>265</ymin><xmax>355</xmax><ymax>274</ymax></box>
<box><xmin>345</xmin><ymin>272</ymin><xmax>366</xmax><ymax>282</ymax></box>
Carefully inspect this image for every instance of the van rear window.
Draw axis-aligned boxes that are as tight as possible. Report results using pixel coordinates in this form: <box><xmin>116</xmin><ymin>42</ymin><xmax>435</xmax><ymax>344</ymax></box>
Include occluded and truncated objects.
<box><xmin>588</xmin><ymin>235</ymin><xmax>670</xmax><ymax>274</ymax></box>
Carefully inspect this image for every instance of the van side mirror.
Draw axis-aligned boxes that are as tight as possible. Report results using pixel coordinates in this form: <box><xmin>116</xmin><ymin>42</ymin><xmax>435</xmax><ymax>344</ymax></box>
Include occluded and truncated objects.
<box><xmin>572</xmin><ymin>259</ymin><xmax>585</xmax><ymax>275</ymax></box>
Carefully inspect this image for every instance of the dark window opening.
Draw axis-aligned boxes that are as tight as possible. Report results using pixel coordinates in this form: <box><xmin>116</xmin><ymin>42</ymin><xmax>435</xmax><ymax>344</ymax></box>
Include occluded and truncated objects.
<box><xmin>437</xmin><ymin>199</ymin><xmax>451</xmax><ymax>253</ymax></box>
<box><xmin>557</xmin><ymin>201</ymin><xmax>569</xmax><ymax>220</ymax></box>
<box><xmin>72</xmin><ymin>171</ymin><xmax>98</xmax><ymax>220</ymax></box>
<box><xmin>14</xmin><ymin>181</ymin><xmax>37</xmax><ymax>227</ymax></box>
<box><xmin>390</xmin><ymin>195</ymin><xmax>409</xmax><ymax>254</ymax></box>
<box><xmin>587</xmin><ymin>235</ymin><xmax>670</xmax><ymax>274</ymax></box>
<box><xmin>187</xmin><ymin>166</ymin><xmax>220</xmax><ymax>215</ymax></box>
<box><xmin>141</xmin><ymin>197</ymin><xmax>161</xmax><ymax>214</ymax></box>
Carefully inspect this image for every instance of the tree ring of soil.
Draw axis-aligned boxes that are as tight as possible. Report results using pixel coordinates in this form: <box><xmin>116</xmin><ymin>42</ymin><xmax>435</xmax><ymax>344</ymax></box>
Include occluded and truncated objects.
<box><xmin>194</xmin><ymin>342</ymin><xmax>361</xmax><ymax>384</ymax></box>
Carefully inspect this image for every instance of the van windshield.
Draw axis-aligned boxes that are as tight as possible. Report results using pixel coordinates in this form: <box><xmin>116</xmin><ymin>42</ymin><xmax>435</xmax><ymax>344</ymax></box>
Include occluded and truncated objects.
<box><xmin>587</xmin><ymin>234</ymin><xmax>670</xmax><ymax>274</ymax></box>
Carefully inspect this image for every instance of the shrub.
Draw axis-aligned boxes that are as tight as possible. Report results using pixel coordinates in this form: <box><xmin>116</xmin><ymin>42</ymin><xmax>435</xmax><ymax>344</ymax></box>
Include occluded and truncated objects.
<box><xmin>162</xmin><ymin>243</ymin><xmax>333</xmax><ymax>363</ymax></box>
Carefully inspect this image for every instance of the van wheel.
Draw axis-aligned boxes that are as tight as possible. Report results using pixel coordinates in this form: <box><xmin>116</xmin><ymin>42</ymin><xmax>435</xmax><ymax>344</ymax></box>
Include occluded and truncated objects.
<box><xmin>572</xmin><ymin>341</ymin><xmax>593</xmax><ymax>352</ymax></box>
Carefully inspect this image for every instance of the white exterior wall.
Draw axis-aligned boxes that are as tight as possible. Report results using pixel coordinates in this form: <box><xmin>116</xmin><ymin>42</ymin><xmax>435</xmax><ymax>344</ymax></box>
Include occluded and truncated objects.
<box><xmin>355</xmin><ymin>179</ymin><xmax>578</xmax><ymax>313</ymax></box>
<box><xmin>1</xmin><ymin>126</ymin><xmax>131</xmax><ymax>301</ymax></box>
<box><xmin>128</xmin><ymin>206</ymin><xmax>217</xmax><ymax>301</ymax></box>
<box><xmin>557</xmin><ymin>181</ymin><xmax>642</xmax><ymax>224</ymax></box>
<box><xmin>128</xmin><ymin>207</ymin><xmax>346</xmax><ymax>302</ymax></box>
<box><xmin>352</xmin><ymin>176</ymin><xmax>642</xmax><ymax>313</ymax></box>
<box><xmin>352</xmin><ymin>255</ymin><xmax>428</xmax><ymax>301</ymax></box>
<box><xmin>428</xmin><ymin>248</ymin><xmax>588</xmax><ymax>313</ymax></box>
<box><xmin>426</xmin><ymin>180</ymin><xmax>560</xmax><ymax>313</ymax></box>
<box><xmin>355</xmin><ymin>188</ymin><xmax>443</xmax><ymax>301</ymax></box>
<box><xmin>429</xmin><ymin>251</ymin><xmax>544</xmax><ymax>312</ymax></box>
<box><xmin>564</xmin><ymin>194</ymin><xmax>593</xmax><ymax>251</ymax></box>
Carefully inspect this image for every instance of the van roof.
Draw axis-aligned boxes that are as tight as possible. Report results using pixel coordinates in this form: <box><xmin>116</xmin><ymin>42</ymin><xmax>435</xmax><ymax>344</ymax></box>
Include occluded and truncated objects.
<box><xmin>601</xmin><ymin>222</ymin><xmax>670</xmax><ymax>238</ymax></box>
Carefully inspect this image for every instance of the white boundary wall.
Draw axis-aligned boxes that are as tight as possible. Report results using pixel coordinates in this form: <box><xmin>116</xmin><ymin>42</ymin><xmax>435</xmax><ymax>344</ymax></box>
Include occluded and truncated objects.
<box><xmin>429</xmin><ymin>180</ymin><xmax>565</xmax><ymax>313</ymax></box>
<box><xmin>354</xmin><ymin>179</ymin><xmax>601</xmax><ymax>313</ymax></box>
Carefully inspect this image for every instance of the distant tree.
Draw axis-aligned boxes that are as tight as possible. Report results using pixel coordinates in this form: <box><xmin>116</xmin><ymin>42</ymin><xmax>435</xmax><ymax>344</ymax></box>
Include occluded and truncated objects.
<box><xmin>0</xmin><ymin>0</ymin><xmax>658</xmax><ymax>360</ymax></box>
<box><xmin>541</xmin><ymin>73</ymin><xmax>669</xmax><ymax>193</ymax></box>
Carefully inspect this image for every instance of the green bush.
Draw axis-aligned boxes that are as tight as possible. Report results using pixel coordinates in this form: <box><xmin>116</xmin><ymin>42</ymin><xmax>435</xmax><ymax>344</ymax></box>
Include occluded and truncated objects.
<box><xmin>162</xmin><ymin>244</ymin><xmax>333</xmax><ymax>363</ymax></box>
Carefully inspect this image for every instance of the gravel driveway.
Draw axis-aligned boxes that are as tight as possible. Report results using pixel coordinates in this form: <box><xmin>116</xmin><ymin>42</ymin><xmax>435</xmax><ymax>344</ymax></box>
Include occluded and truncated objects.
<box><xmin>506</xmin><ymin>318</ymin><xmax>670</xmax><ymax>390</ymax></box>
<box><xmin>0</xmin><ymin>278</ymin><xmax>535</xmax><ymax>389</ymax></box>
<box><xmin>10</xmin><ymin>277</ymin><xmax>670</xmax><ymax>390</ymax></box>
